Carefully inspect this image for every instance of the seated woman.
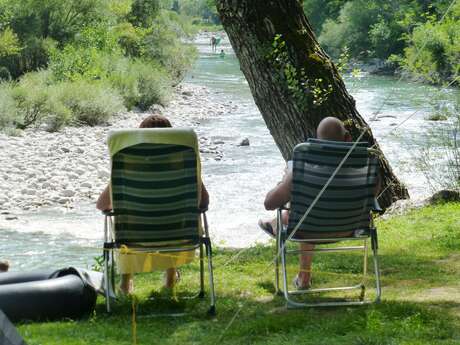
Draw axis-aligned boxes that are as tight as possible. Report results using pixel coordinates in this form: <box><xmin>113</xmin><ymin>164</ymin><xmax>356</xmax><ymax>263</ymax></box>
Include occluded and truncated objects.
<box><xmin>96</xmin><ymin>113</ymin><xmax>209</xmax><ymax>294</ymax></box>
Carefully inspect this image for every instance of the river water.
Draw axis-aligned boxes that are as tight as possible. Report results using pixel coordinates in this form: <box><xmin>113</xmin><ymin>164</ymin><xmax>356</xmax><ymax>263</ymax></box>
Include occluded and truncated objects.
<box><xmin>2</xmin><ymin>35</ymin><xmax>458</xmax><ymax>271</ymax></box>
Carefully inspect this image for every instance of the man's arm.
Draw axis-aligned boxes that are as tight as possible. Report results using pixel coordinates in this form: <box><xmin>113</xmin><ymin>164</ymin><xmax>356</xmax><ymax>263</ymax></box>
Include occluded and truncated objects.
<box><xmin>264</xmin><ymin>171</ymin><xmax>292</xmax><ymax>210</ymax></box>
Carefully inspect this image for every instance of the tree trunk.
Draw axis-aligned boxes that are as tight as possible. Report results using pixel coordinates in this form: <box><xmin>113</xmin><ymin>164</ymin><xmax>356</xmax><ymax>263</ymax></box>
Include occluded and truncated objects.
<box><xmin>216</xmin><ymin>0</ymin><xmax>408</xmax><ymax>208</ymax></box>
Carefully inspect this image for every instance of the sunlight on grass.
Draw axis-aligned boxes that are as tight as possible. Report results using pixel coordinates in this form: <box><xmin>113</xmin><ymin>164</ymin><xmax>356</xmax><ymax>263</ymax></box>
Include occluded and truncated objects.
<box><xmin>18</xmin><ymin>203</ymin><xmax>460</xmax><ymax>345</ymax></box>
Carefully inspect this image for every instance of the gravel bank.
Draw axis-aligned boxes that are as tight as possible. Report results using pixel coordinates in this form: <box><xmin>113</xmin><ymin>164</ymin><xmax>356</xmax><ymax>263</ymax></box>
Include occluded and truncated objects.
<box><xmin>0</xmin><ymin>83</ymin><xmax>238</xmax><ymax>213</ymax></box>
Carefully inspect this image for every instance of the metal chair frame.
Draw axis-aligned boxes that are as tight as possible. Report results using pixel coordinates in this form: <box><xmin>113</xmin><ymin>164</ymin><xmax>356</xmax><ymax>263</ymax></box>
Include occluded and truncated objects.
<box><xmin>103</xmin><ymin>209</ymin><xmax>216</xmax><ymax>315</ymax></box>
<box><xmin>274</xmin><ymin>208</ymin><xmax>382</xmax><ymax>308</ymax></box>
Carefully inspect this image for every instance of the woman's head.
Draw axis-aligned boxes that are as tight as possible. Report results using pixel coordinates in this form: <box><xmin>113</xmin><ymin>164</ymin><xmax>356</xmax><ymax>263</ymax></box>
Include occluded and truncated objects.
<box><xmin>139</xmin><ymin>114</ymin><xmax>172</xmax><ymax>128</ymax></box>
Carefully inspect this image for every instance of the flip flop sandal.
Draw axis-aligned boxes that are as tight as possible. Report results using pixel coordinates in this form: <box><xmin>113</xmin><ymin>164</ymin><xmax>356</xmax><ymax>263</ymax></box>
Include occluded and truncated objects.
<box><xmin>258</xmin><ymin>219</ymin><xmax>276</xmax><ymax>238</ymax></box>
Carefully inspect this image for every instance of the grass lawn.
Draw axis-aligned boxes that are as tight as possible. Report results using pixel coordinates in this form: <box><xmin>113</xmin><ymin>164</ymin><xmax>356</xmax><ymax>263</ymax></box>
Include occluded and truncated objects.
<box><xmin>18</xmin><ymin>203</ymin><xmax>460</xmax><ymax>345</ymax></box>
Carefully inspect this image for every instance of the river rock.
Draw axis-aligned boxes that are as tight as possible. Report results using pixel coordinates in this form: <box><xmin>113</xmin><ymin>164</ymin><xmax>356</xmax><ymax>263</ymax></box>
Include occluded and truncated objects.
<box><xmin>21</xmin><ymin>189</ymin><xmax>35</xmax><ymax>196</ymax></box>
<box><xmin>238</xmin><ymin>138</ymin><xmax>250</xmax><ymax>146</ymax></box>
<box><xmin>61</xmin><ymin>189</ymin><xmax>76</xmax><ymax>198</ymax></box>
<box><xmin>58</xmin><ymin>197</ymin><xmax>70</xmax><ymax>205</ymax></box>
<box><xmin>429</xmin><ymin>189</ymin><xmax>460</xmax><ymax>204</ymax></box>
<box><xmin>97</xmin><ymin>169</ymin><xmax>110</xmax><ymax>179</ymax></box>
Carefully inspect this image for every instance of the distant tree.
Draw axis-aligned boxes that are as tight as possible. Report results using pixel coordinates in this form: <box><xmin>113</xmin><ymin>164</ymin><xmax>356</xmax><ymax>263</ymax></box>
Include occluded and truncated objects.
<box><xmin>172</xmin><ymin>0</ymin><xmax>180</xmax><ymax>13</ymax></box>
<box><xmin>129</xmin><ymin>0</ymin><xmax>161</xmax><ymax>27</ymax></box>
<box><xmin>216</xmin><ymin>0</ymin><xmax>408</xmax><ymax>207</ymax></box>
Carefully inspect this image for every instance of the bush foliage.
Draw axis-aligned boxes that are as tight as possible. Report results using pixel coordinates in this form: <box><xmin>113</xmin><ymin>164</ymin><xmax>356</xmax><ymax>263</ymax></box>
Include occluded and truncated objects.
<box><xmin>0</xmin><ymin>0</ymin><xmax>198</xmax><ymax>132</ymax></box>
<box><xmin>303</xmin><ymin>0</ymin><xmax>459</xmax><ymax>84</ymax></box>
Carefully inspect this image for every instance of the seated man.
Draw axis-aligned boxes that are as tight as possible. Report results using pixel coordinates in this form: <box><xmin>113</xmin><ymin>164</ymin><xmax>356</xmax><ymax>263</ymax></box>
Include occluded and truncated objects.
<box><xmin>260</xmin><ymin>116</ymin><xmax>377</xmax><ymax>289</ymax></box>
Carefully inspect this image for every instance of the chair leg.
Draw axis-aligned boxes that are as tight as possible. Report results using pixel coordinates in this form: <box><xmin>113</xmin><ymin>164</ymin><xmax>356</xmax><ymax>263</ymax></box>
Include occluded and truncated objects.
<box><xmin>275</xmin><ymin>209</ymin><xmax>282</xmax><ymax>294</ymax></box>
<box><xmin>104</xmin><ymin>249</ymin><xmax>111</xmax><ymax>313</ymax></box>
<box><xmin>371</xmin><ymin>239</ymin><xmax>382</xmax><ymax>303</ymax></box>
<box><xmin>199</xmin><ymin>244</ymin><xmax>205</xmax><ymax>298</ymax></box>
<box><xmin>205</xmin><ymin>241</ymin><xmax>216</xmax><ymax>316</ymax></box>
<box><xmin>280</xmin><ymin>240</ymin><xmax>290</xmax><ymax>303</ymax></box>
<box><xmin>360</xmin><ymin>240</ymin><xmax>369</xmax><ymax>301</ymax></box>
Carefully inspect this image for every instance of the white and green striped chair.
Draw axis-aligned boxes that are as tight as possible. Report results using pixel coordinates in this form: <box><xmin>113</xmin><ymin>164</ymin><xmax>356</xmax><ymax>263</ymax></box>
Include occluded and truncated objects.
<box><xmin>275</xmin><ymin>138</ymin><xmax>382</xmax><ymax>308</ymax></box>
<box><xmin>102</xmin><ymin>128</ymin><xmax>216</xmax><ymax>315</ymax></box>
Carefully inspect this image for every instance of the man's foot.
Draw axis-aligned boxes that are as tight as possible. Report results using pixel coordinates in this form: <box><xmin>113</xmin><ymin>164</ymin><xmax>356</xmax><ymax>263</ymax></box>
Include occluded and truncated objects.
<box><xmin>120</xmin><ymin>277</ymin><xmax>134</xmax><ymax>295</ymax></box>
<box><xmin>258</xmin><ymin>219</ymin><xmax>277</xmax><ymax>238</ymax></box>
<box><xmin>293</xmin><ymin>274</ymin><xmax>312</xmax><ymax>290</ymax></box>
<box><xmin>164</xmin><ymin>269</ymin><xmax>181</xmax><ymax>289</ymax></box>
<box><xmin>0</xmin><ymin>260</ymin><xmax>9</xmax><ymax>272</ymax></box>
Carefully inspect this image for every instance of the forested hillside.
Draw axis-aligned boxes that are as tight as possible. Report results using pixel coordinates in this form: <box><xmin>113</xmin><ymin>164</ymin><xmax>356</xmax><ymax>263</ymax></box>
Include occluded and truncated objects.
<box><xmin>303</xmin><ymin>0</ymin><xmax>459</xmax><ymax>84</ymax></box>
<box><xmin>177</xmin><ymin>0</ymin><xmax>459</xmax><ymax>85</ymax></box>
<box><xmin>0</xmin><ymin>0</ymin><xmax>200</xmax><ymax>132</ymax></box>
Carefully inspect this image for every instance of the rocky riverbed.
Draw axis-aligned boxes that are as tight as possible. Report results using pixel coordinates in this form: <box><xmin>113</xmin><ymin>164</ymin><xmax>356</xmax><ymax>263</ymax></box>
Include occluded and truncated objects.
<box><xmin>0</xmin><ymin>83</ymin><xmax>238</xmax><ymax>214</ymax></box>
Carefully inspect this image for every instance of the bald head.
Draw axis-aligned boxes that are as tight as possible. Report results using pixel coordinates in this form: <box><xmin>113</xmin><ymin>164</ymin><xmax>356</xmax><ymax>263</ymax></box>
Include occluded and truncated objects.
<box><xmin>316</xmin><ymin>117</ymin><xmax>350</xmax><ymax>142</ymax></box>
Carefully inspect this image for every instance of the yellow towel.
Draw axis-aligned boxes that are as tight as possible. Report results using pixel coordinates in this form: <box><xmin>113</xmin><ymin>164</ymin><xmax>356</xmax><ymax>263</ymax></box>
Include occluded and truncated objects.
<box><xmin>116</xmin><ymin>250</ymin><xmax>195</xmax><ymax>274</ymax></box>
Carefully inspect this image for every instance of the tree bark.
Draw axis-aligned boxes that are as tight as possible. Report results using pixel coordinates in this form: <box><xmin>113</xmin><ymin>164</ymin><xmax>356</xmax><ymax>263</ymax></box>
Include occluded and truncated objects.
<box><xmin>216</xmin><ymin>0</ymin><xmax>408</xmax><ymax>208</ymax></box>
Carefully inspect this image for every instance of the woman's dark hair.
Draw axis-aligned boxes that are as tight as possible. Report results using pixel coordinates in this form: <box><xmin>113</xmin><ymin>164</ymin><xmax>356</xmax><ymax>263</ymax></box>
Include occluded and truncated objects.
<box><xmin>139</xmin><ymin>114</ymin><xmax>172</xmax><ymax>128</ymax></box>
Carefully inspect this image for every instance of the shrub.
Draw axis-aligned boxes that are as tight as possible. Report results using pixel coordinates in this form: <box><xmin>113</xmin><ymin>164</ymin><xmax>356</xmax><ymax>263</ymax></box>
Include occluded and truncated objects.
<box><xmin>108</xmin><ymin>58</ymin><xmax>172</xmax><ymax>110</ymax></box>
<box><xmin>56</xmin><ymin>80</ymin><xmax>125</xmax><ymax>126</ymax></box>
<box><xmin>401</xmin><ymin>14</ymin><xmax>460</xmax><ymax>84</ymax></box>
<box><xmin>0</xmin><ymin>83</ymin><xmax>19</xmax><ymax>130</ymax></box>
<box><xmin>107</xmin><ymin>57</ymin><xmax>142</xmax><ymax>109</ymax></box>
<box><xmin>12</xmin><ymin>70</ymin><xmax>54</xmax><ymax>129</ymax></box>
<box><xmin>131</xmin><ymin>61</ymin><xmax>171</xmax><ymax>110</ymax></box>
<box><xmin>142</xmin><ymin>10</ymin><xmax>198</xmax><ymax>83</ymax></box>
<box><xmin>0</xmin><ymin>37</ymin><xmax>55</xmax><ymax>78</ymax></box>
<box><xmin>0</xmin><ymin>66</ymin><xmax>11</xmax><ymax>81</ymax></box>
<box><xmin>416</xmin><ymin>94</ymin><xmax>460</xmax><ymax>191</ymax></box>
<box><xmin>0</xmin><ymin>27</ymin><xmax>20</xmax><ymax>58</ymax></box>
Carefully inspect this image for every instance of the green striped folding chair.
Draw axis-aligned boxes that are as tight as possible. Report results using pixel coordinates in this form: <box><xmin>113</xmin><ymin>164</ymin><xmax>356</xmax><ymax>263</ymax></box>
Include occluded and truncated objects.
<box><xmin>275</xmin><ymin>138</ymin><xmax>382</xmax><ymax>308</ymax></box>
<box><xmin>102</xmin><ymin>128</ymin><xmax>216</xmax><ymax>315</ymax></box>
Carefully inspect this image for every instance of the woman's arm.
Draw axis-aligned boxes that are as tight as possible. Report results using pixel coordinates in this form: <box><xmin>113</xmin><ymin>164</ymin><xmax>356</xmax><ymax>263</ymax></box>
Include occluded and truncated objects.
<box><xmin>96</xmin><ymin>185</ymin><xmax>112</xmax><ymax>211</ymax></box>
<box><xmin>199</xmin><ymin>184</ymin><xmax>209</xmax><ymax>210</ymax></box>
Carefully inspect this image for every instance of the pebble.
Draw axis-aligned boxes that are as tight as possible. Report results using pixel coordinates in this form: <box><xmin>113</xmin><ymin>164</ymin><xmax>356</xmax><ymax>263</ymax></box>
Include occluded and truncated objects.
<box><xmin>61</xmin><ymin>189</ymin><xmax>76</xmax><ymax>197</ymax></box>
<box><xmin>238</xmin><ymin>138</ymin><xmax>250</xmax><ymax>146</ymax></box>
<box><xmin>58</xmin><ymin>198</ymin><xmax>69</xmax><ymax>204</ymax></box>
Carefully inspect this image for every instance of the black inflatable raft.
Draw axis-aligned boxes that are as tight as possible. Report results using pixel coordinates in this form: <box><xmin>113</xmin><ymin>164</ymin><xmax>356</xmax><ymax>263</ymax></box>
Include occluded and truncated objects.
<box><xmin>0</xmin><ymin>267</ymin><xmax>101</xmax><ymax>322</ymax></box>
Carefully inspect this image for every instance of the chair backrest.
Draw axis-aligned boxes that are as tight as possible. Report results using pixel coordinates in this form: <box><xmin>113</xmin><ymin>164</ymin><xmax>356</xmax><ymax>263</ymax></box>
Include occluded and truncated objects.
<box><xmin>287</xmin><ymin>138</ymin><xmax>379</xmax><ymax>238</ymax></box>
<box><xmin>107</xmin><ymin>128</ymin><xmax>201</xmax><ymax>245</ymax></box>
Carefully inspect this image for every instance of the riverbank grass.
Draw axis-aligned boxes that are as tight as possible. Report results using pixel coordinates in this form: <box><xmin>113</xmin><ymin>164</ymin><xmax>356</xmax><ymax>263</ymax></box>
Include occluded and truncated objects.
<box><xmin>18</xmin><ymin>203</ymin><xmax>460</xmax><ymax>344</ymax></box>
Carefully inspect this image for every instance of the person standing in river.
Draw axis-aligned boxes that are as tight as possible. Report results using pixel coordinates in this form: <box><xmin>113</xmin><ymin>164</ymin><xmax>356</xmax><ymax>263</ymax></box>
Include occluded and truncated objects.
<box><xmin>210</xmin><ymin>35</ymin><xmax>217</xmax><ymax>52</ymax></box>
<box><xmin>96</xmin><ymin>113</ymin><xmax>210</xmax><ymax>294</ymax></box>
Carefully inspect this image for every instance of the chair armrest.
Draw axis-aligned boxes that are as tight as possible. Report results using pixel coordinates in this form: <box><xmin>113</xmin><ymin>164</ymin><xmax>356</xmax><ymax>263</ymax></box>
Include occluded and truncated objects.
<box><xmin>371</xmin><ymin>198</ymin><xmax>384</xmax><ymax>215</ymax></box>
<box><xmin>102</xmin><ymin>210</ymin><xmax>115</xmax><ymax>216</ymax></box>
<box><xmin>198</xmin><ymin>206</ymin><xmax>208</xmax><ymax>213</ymax></box>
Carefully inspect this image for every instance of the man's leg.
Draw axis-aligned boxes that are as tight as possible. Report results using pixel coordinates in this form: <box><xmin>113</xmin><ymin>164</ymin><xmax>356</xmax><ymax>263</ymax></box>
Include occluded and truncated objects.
<box><xmin>298</xmin><ymin>243</ymin><xmax>314</xmax><ymax>288</ymax></box>
<box><xmin>282</xmin><ymin>211</ymin><xmax>314</xmax><ymax>288</ymax></box>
